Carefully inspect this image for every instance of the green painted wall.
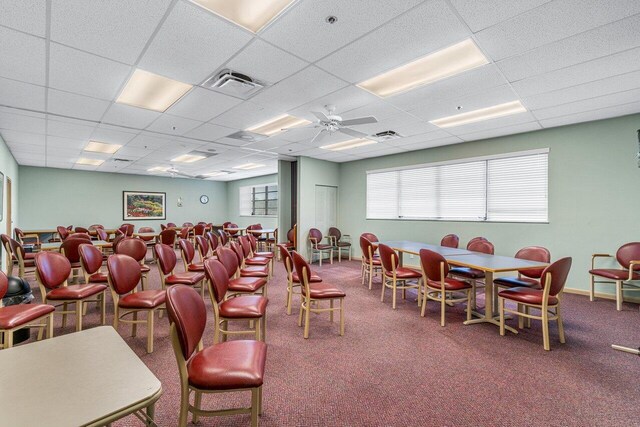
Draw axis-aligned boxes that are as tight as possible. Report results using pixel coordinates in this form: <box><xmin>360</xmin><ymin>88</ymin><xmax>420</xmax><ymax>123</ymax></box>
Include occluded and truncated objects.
<box><xmin>0</xmin><ymin>134</ymin><xmax>19</xmax><ymax>272</ymax></box>
<box><xmin>18</xmin><ymin>166</ymin><xmax>226</xmax><ymax>230</ymax></box>
<box><xmin>297</xmin><ymin>156</ymin><xmax>340</xmax><ymax>259</ymax></box>
<box><xmin>225</xmin><ymin>173</ymin><xmax>278</xmax><ymax>229</ymax></box>
<box><xmin>338</xmin><ymin>113</ymin><xmax>640</xmax><ymax>296</ymax></box>
<box><xmin>278</xmin><ymin>160</ymin><xmax>292</xmax><ymax>243</ymax></box>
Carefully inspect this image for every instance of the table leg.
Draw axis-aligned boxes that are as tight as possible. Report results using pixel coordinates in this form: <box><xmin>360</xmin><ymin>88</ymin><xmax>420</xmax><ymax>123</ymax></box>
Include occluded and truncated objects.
<box><xmin>146</xmin><ymin>401</ymin><xmax>155</xmax><ymax>427</ymax></box>
<box><xmin>464</xmin><ymin>271</ymin><xmax>517</xmax><ymax>334</ymax></box>
<box><xmin>398</xmin><ymin>251</ymin><xmax>404</xmax><ymax>267</ymax></box>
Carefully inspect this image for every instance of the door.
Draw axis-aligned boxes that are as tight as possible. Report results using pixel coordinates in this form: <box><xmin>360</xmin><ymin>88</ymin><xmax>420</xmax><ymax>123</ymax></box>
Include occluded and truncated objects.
<box><xmin>315</xmin><ymin>185</ymin><xmax>337</xmax><ymax>235</ymax></box>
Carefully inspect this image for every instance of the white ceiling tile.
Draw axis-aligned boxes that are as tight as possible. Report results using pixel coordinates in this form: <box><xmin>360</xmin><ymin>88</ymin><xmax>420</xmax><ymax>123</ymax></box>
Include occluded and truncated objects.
<box><xmin>276</xmin><ymin>127</ymin><xmax>320</xmax><ymax>143</ymax></box>
<box><xmin>458</xmin><ymin>121</ymin><xmax>542</xmax><ymax>142</ymax></box>
<box><xmin>449</xmin><ymin>0</ymin><xmax>552</xmax><ymax>32</ymax></box>
<box><xmin>90</xmin><ymin>125</ymin><xmax>138</xmax><ymax>145</ymax></box>
<box><xmin>0</xmin><ymin>111</ymin><xmax>46</xmax><ymax>134</ymax></box>
<box><xmin>343</xmin><ymin>100</ymin><xmax>407</xmax><ymax>122</ymax></box>
<box><xmin>497</xmin><ymin>14</ymin><xmax>640</xmax><ymax>82</ymax></box>
<box><xmin>0</xmin><ymin>26</ymin><xmax>46</xmax><ymax>85</ymax></box>
<box><xmin>512</xmin><ymin>47</ymin><xmax>640</xmax><ymax>97</ymax></box>
<box><xmin>46</xmin><ymin>135</ymin><xmax>86</xmax><ymax>150</ymax></box>
<box><xmin>47</xmin><ymin>89</ymin><xmax>111</xmax><ymax>121</ymax></box>
<box><xmin>212</xmin><ymin>101</ymin><xmax>286</xmax><ymax>130</ymax></box>
<box><xmin>262</xmin><ymin>0</ymin><xmax>422</xmax><ymax>62</ymax></box>
<box><xmin>533</xmin><ymin>87</ymin><xmax>640</xmax><ymax>120</ymax></box>
<box><xmin>250</xmin><ymin>66</ymin><xmax>348</xmax><ymax>112</ymax></box>
<box><xmin>399</xmin><ymin>136</ymin><xmax>465</xmax><ymax>152</ymax></box>
<box><xmin>386</xmin><ymin>130</ymin><xmax>454</xmax><ymax>147</ymax></box>
<box><xmin>138</xmin><ymin>1</ymin><xmax>252</xmax><ymax>84</ymax></box>
<box><xmin>49</xmin><ymin>43</ymin><xmax>132</xmax><ymax>100</ymax></box>
<box><xmin>316</xmin><ymin>0</ymin><xmax>470</xmax><ymax>83</ymax></box>
<box><xmin>0</xmin><ymin>77</ymin><xmax>46</xmax><ymax>111</ymax></box>
<box><xmin>1</xmin><ymin>130</ymin><xmax>45</xmax><ymax>146</ymax></box>
<box><xmin>112</xmin><ymin>145</ymin><xmax>152</xmax><ymax>159</ymax></box>
<box><xmin>476</xmin><ymin>0</ymin><xmax>640</xmax><ymax>61</ymax></box>
<box><xmin>14</xmin><ymin>153</ymin><xmax>46</xmax><ymax>166</ymax></box>
<box><xmin>0</xmin><ymin>0</ymin><xmax>47</xmax><ymax>36</ymax></box>
<box><xmin>50</xmin><ymin>0</ymin><xmax>172</xmax><ymax>64</ymax></box>
<box><xmin>183</xmin><ymin>122</ymin><xmax>235</xmax><ymax>142</ymax></box>
<box><xmin>48</xmin><ymin>147</ymin><xmax>85</xmax><ymax>159</ymax></box>
<box><xmin>225</xmin><ymin>39</ymin><xmax>308</xmax><ymax>84</ymax></box>
<box><xmin>47</xmin><ymin>117</ymin><xmax>97</xmax><ymax>139</ymax></box>
<box><xmin>101</xmin><ymin>103</ymin><xmax>162</xmax><ymax>129</ymax></box>
<box><xmin>538</xmin><ymin>101</ymin><xmax>640</xmax><ymax>129</ymax></box>
<box><xmin>126</xmin><ymin>132</ymin><xmax>173</xmax><ymax>150</ymax></box>
<box><xmin>167</xmin><ymin>87</ymin><xmax>242</xmax><ymax>122</ymax></box>
<box><xmin>145</xmin><ymin>114</ymin><xmax>203</xmax><ymax>136</ymax></box>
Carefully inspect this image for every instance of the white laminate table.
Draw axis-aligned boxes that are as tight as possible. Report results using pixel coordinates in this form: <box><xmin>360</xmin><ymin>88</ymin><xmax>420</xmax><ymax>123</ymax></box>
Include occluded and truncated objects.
<box><xmin>0</xmin><ymin>326</ymin><xmax>162</xmax><ymax>426</ymax></box>
<box><xmin>40</xmin><ymin>240</ymin><xmax>110</xmax><ymax>251</ymax></box>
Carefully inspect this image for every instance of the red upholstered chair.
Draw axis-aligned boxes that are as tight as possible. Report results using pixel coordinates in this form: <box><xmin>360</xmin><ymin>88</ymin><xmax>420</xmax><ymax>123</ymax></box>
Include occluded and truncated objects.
<box><xmin>195</xmin><ymin>235</ymin><xmax>211</xmax><ymax>262</ymax></box>
<box><xmin>107</xmin><ymin>254</ymin><xmax>166</xmax><ymax>353</ymax></box>
<box><xmin>60</xmin><ymin>237</ymin><xmax>91</xmax><ymax>282</ymax></box>
<box><xmin>166</xmin><ymin>285</ymin><xmax>266</xmax><ymax>427</ymax></box>
<box><xmin>193</xmin><ymin>223</ymin><xmax>206</xmax><ymax>241</ymax></box>
<box><xmin>67</xmin><ymin>232</ymin><xmax>91</xmax><ymax>241</ymax></box>
<box><xmin>182</xmin><ymin>222</ymin><xmax>194</xmax><ymax>228</ymax></box>
<box><xmin>378</xmin><ymin>244</ymin><xmax>421</xmax><ymax>309</ymax></box>
<box><xmin>278</xmin><ymin>244</ymin><xmax>321</xmax><ymax>315</ymax></box>
<box><xmin>14</xmin><ymin>227</ymin><xmax>40</xmax><ymax>248</ymax></box>
<box><xmin>206</xmin><ymin>231</ymin><xmax>219</xmax><ymax>253</ymax></box>
<box><xmin>216</xmin><ymin>246</ymin><xmax>266</xmax><ymax>298</ymax></box>
<box><xmin>449</xmin><ymin>239</ymin><xmax>495</xmax><ymax>309</ymax></box>
<box><xmin>494</xmin><ymin>246</ymin><xmax>551</xmax><ymax>291</ymax></box>
<box><xmin>328</xmin><ymin>227</ymin><xmax>352</xmax><ymax>262</ymax></box>
<box><xmin>57</xmin><ymin>225</ymin><xmax>70</xmax><ymax>241</ymax></box>
<box><xmin>179</xmin><ymin>239</ymin><xmax>206</xmax><ymax>297</ymax></box>
<box><xmin>233</xmin><ymin>240</ymin><xmax>270</xmax><ymax>280</ymax></box>
<box><xmin>284</xmin><ymin>226</ymin><xmax>296</xmax><ymax>251</ymax></box>
<box><xmin>226</xmin><ymin>223</ymin><xmax>240</xmax><ymax>241</ymax></box>
<box><xmin>89</xmin><ymin>224</ymin><xmax>104</xmax><ymax>230</ymax></box>
<box><xmin>75</xmin><ymin>226</ymin><xmax>89</xmax><ymax>234</ymax></box>
<box><xmin>115</xmin><ymin>238</ymin><xmax>151</xmax><ymax>291</ymax></box>
<box><xmin>96</xmin><ymin>228</ymin><xmax>113</xmax><ymax>252</ymax></box>
<box><xmin>111</xmin><ymin>233</ymin><xmax>126</xmax><ymax>253</ymax></box>
<box><xmin>155</xmin><ymin>243</ymin><xmax>205</xmax><ymax>293</ymax></box>
<box><xmin>0</xmin><ymin>270</ymin><xmax>54</xmax><ymax>349</ymax></box>
<box><xmin>292</xmin><ymin>251</ymin><xmax>345</xmax><ymax>338</ymax></box>
<box><xmin>247</xmin><ymin>234</ymin><xmax>274</xmax><ymax>263</ymax></box>
<box><xmin>589</xmin><ymin>242</ymin><xmax>640</xmax><ymax>311</ymax></box>
<box><xmin>240</xmin><ymin>236</ymin><xmax>271</xmax><ymax>277</ymax></box>
<box><xmin>158</xmin><ymin>228</ymin><xmax>177</xmax><ymax>249</ymax></box>
<box><xmin>419</xmin><ymin>249</ymin><xmax>472</xmax><ymax>326</ymax></box>
<box><xmin>308</xmin><ymin>228</ymin><xmax>333</xmax><ymax>266</ymax></box>
<box><xmin>361</xmin><ymin>232</ymin><xmax>378</xmax><ymax>243</ymax></box>
<box><xmin>167</xmin><ymin>222</ymin><xmax>177</xmax><ymax>228</ymax></box>
<box><xmin>204</xmin><ymin>258</ymin><xmax>268</xmax><ymax>343</ymax></box>
<box><xmin>3</xmin><ymin>235</ymin><xmax>36</xmax><ymax>278</ymax></box>
<box><xmin>160</xmin><ymin>224</ymin><xmax>167</xmax><ymax>231</ymax></box>
<box><xmin>440</xmin><ymin>234</ymin><xmax>459</xmax><ymax>249</ymax></box>
<box><xmin>78</xmin><ymin>243</ymin><xmax>108</xmax><ymax>285</ymax></box>
<box><xmin>217</xmin><ymin>229</ymin><xmax>229</xmax><ymax>247</ymax></box>
<box><xmin>499</xmin><ymin>257</ymin><xmax>572</xmax><ymax>351</ymax></box>
<box><xmin>179</xmin><ymin>226</ymin><xmax>190</xmax><ymax>240</ymax></box>
<box><xmin>119</xmin><ymin>223</ymin><xmax>135</xmax><ymax>237</ymax></box>
<box><xmin>360</xmin><ymin>235</ymin><xmax>382</xmax><ymax>290</ymax></box>
<box><xmin>34</xmin><ymin>251</ymin><xmax>106</xmax><ymax>331</ymax></box>
<box><xmin>137</xmin><ymin>226</ymin><xmax>155</xmax><ymax>242</ymax></box>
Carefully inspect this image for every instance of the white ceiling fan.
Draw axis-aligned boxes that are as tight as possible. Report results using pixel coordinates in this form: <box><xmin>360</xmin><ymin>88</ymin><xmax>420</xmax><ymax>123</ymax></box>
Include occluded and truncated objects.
<box><xmin>289</xmin><ymin>104</ymin><xmax>378</xmax><ymax>144</ymax></box>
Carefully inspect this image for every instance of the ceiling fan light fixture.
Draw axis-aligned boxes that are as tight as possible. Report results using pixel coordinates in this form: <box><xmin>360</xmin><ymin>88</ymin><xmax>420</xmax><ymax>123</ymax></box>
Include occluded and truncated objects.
<box><xmin>116</xmin><ymin>69</ymin><xmax>192</xmax><ymax>112</ymax></box>
<box><xmin>321</xmin><ymin>138</ymin><xmax>377</xmax><ymax>151</ymax></box>
<box><xmin>246</xmin><ymin>114</ymin><xmax>311</xmax><ymax>136</ymax></box>
<box><xmin>430</xmin><ymin>100</ymin><xmax>527</xmax><ymax>128</ymax></box>
<box><xmin>189</xmin><ymin>0</ymin><xmax>297</xmax><ymax>33</ymax></box>
<box><xmin>357</xmin><ymin>39</ymin><xmax>489</xmax><ymax>98</ymax></box>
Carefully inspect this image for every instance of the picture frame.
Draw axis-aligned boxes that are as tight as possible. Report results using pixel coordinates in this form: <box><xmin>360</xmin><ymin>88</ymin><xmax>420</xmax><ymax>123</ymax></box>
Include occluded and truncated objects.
<box><xmin>123</xmin><ymin>191</ymin><xmax>166</xmax><ymax>220</ymax></box>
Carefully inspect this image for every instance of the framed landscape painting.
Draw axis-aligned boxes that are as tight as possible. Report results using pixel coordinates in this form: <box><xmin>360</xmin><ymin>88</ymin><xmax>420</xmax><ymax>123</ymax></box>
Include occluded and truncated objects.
<box><xmin>123</xmin><ymin>191</ymin><xmax>166</xmax><ymax>220</ymax></box>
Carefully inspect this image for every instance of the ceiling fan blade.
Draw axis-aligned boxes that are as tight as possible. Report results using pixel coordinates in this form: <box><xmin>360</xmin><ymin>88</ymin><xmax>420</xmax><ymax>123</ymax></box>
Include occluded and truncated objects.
<box><xmin>312</xmin><ymin>111</ymin><xmax>330</xmax><ymax>122</ymax></box>
<box><xmin>339</xmin><ymin>116</ymin><xmax>378</xmax><ymax>126</ymax></box>
<box><xmin>310</xmin><ymin>130</ymin><xmax>329</xmax><ymax>145</ymax></box>
<box><xmin>338</xmin><ymin>127</ymin><xmax>369</xmax><ymax>138</ymax></box>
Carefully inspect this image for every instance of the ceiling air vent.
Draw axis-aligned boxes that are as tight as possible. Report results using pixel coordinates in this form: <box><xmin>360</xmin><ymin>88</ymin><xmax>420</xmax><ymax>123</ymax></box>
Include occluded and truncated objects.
<box><xmin>373</xmin><ymin>130</ymin><xmax>403</xmax><ymax>140</ymax></box>
<box><xmin>203</xmin><ymin>69</ymin><xmax>265</xmax><ymax>100</ymax></box>
<box><xmin>112</xmin><ymin>158</ymin><xmax>132</xmax><ymax>163</ymax></box>
<box><xmin>225</xmin><ymin>130</ymin><xmax>268</xmax><ymax>143</ymax></box>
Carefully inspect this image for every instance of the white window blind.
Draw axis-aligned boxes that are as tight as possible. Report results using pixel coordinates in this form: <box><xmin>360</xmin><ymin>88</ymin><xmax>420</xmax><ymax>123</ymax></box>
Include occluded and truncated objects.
<box><xmin>239</xmin><ymin>183</ymin><xmax>278</xmax><ymax>216</ymax></box>
<box><xmin>366</xmin><ymin>150</ymin><xmax>548</xmax><ymax>223</ymax></box>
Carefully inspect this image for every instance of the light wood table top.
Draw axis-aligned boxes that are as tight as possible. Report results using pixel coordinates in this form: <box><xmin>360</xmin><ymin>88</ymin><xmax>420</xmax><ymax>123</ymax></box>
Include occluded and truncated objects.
<box><xmin>247</xmin><ymin>228</ymin><xmax>276</xmax><ymax>234</ymax></box>
<box><xmin>133</xmin><ymin>232</ymin><xmax>159</xmax><ymax>238</ymax></box>
<box><xmin>0</xmin><ymin>326</ymin><xmax>162</xmax><ymax>426</ymax></box>
<box><xmin>382</xmin><ymin>240</ymin><xmax>475</xmax><ymax>257</ymax></box>
<box><xmin>445</xmin><ymin>253</ymin><xmax>549</xmax><ymax>273</ymax></box>
<box><xmin>40</xmin><ymin>240</ymin><xmax>110</xmax><ymax>251</ymax></box>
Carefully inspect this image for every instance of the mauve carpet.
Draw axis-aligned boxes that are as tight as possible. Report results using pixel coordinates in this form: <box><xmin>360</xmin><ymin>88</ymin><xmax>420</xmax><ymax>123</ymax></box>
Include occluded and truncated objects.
<box><xmin>22</xmin><ymin>251</ymin><xmax>640</xmax><ymax>426</ymax></box>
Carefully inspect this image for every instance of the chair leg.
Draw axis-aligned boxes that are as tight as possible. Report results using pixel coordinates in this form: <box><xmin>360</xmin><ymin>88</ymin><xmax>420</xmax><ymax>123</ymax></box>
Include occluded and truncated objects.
<box><xmin>380</xmin><ymin>277</ymin><xmax>386</xmax><ymax>302</ymax></box>
<box><xmin>330</xmin><ymin>249</ymin><xmax>333</xmax><ymax>264</ymax></box>
<box><xmin>214</xmin><ymin>319</ymin><xmax>220</xmax><ymax>344</ymax></box>
<box><xmin>5</xmin><ymin>330</ymin><xmax>13</xmax><ymax>349</ymax></box>
<box><xmin>319</xmin><ymin>250</ymin><xmax>322</xmax><ymax>267</ymax></box>
<box><xmin>499</xmin><ymin>297</ymin><xmax>505</xmax><ymax>336</ymax></box>
<box><xmin>62</xmin><ymin>302</ymin><xmax>68</xmax><ymax>328</ymax></box>
<box><xmin>420</xmin><ymin>289</ymin><xmax>427</xmax><ymax>317</ymax></box>
<box><xmin>261</xmin><ymin>314</ymin><xmax>266</xmax><ymax>341</ymax></box>
<box><xmin>339</xmin><ymin>298</ymin><xmax>345</xmax><ymax>336</ymax></box>
<box><xmin>47</xmin><ymin>313</ymin><xmax>54</xmax><ymax>339</ymax></box>
<box><xmin>251</xmin><ymin>388</ymin><xmax>259</xmax><ymax>427</ymax></box>
<box><xmin>303</xmin><ymin>300</ymin><xmax>311</xmax><ymax>339</ymax></box>
<box><xmin>178</xmin><ymin>384</ymin><xmax>189</xmax><ymax>427</ymax></box>
<box><xmin>258</xmin><ymin>385</ymin><xmax>263</xmax><ymax>415</ymax></box>
<box><xmin>146</xmin><ymin>310</ymin><xmax>154</xmax><ymax>354</ymax></box>
<box><xmin>471</xmin><ymin>280</ymin><xmax>477</xmax><ymax>310</ymax></box>
<box><xmin>556</xmin><ymin>306</ymin><xmax>566</xmax><ymax>344</ymax></box>
<box><xmin>466</xmin><ymin>290</ymin><xmax>472</xmax><ymax>322</ymax></box>
<box><xmin>440</xmin><ymin>291</ymin><xmax>446</xmax><ymax>327</ymax></box>
<box><xmin>101</xmin><ymin>293</ymin><xmax>106</xmax><ymax>325</ymax></box>
<box><xmin>361</xmin><ymin>263</ymin><xmax>365</xmax><ymax>285</ymax></box>
<box><xmin>368</xmin><ymin>266</ymin><xmax>374</xmax><ymax>290</ymax></box>
<box><xmin>517</xmin><ymin>304</ymin><xmax>524</xmax><ymax>329</ymax></box>
<box><xmin>542</xmin><ymin>308</ymin><xmax>550</xmax><ymax>351</ymax></box>
<box><xmin>330</xmin><ymin>300</ymin><xmax>334</xmax><ymax>322</ymax></box>
<box><xmin>589</xmin><ymin>274</ymin><xmax>595</xmax><ymax>301</ymax></box>
<box><xmin>525</xmin><ymin>306</ymin><xmax>531</xmax><ymax>328</ymax></box>
<box><xmin>616</xmin><ymin>281</ymin><xmax>623</xmax><ymax>311</ymax></box>
<box><xmin>76</xmin><ymin>301</ymin><xmax>83</xmax><ymax>331</ymax></box>
<box><xmin>255</xmin><ymin>319</ymin><xmax>260</xmax><ymax>340</ymax></box>
<box><xmin>193</xmin><ymin>391</ymin><xmax>202</xmax><ymax>424</ymax></box>
<box><xmin>132</xmin><ymin>311</ymin><xmax>138</xmax><ymax>337</ymax></box>
<box><xmin>298</xmin><ymin>299</ymin><xmax>304</xmax><ymax>327</ymax></box>
<box><xmin>286</xmin><ymin>282</ymin><xmax>293</xmax><ymax>315</ymax></box>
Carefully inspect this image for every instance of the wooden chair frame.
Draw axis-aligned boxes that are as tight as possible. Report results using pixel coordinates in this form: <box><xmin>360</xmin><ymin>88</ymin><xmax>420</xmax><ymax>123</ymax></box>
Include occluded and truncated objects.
<box><xmin>380</xmin><ymin>254</ymin><xmax>420</xmax><ymax>310</ymax></box>
<box><xmin>169</xmin><ymin>324</ymin><xmax>262</xmax><ymax>427</ymax></box>
<box><xmin>361</xmin><ymin>245</ymin><xmax>382</xmax><ymax>290</ymax></box>
<box><xmin>590</xmin><ymin>254</ymin><xmax>640</xmax><ymax>311</ymax></box>
<box><xmin>328</xmin><ymin>234</ymin><xmax>352</xmax><ymax>262</ymax></box>
<box><xmin>298</xmin><ymin>265</ymin><xmax>344</xmax><ymax>339</ymax></box>
<box><xmin>0</xmin><ymin>300</ymin><xmax>54</xmax><ymax>349</ymax></box>
<box><xmin>282</xmin><ymin>254</ymin><xmax>300</xmax><ymax>315</ymax></box>
<box><xmin>157</xmin><ymin>257</ymin><xmax>206</xmax><ymax>298</ymax></box>
<box><xmin>16</xmin><ymin>230</ymin><xmax>40</xmax><ymax>248</ymax></box>
<box><xmin>206</xmin><ymin>282</ymin><xmax>265</xmax><ymax>344</ymax></box>
<box><xmin>420</xmin><ymin>261</ymin><xmax>472</xmax><ymax>326</ymax></box>
<box><xmin>308</xmin><ymin>236</ymin><xmax>333</xmax><ymax>266</ymax></box>
<box><xmin>3</xmin><ymin>239</ymin><xmax>36</xmax><ymax>278</ymax></box>
<box><xmin>499</xmin><ymin>271</ymin><xmax>565</xmax><ymax>351</ymax></box>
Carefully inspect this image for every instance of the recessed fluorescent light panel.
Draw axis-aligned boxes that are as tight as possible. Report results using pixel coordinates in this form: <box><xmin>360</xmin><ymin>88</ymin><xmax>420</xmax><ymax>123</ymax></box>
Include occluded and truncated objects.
<box><xmin>430</xmin><ymin>101</ymin><xmax>527</xmax><ymax>128</ymax></box>
<box><xmin>84</xmin><ymin>140</ymin><xmax>122</xmax><ymax>154</ymax></box>
<box><xmin>321</xmin><ymin>138</ymin><xmax>377</xmax><ymax>151</ymax></box>
<box><xmin>76</xmin><ymin>158</ymin><xmax>104</xmax><ymax>166</ymax></box>
<box><xmin>233</xmin><ymin>163</ymin><xmax>265</xmax><ymax>170</ymax></box>
<box><xmin>116</xmin><ymin>69</ymin><xmax>192</xmax><ymax>112</ymax></box>
<box><xmin>171</xmin><ymin>154</ymin><xmax>206</xmax><ymax>163</ymax></box>
<box><xmin>148</xmin><ymin>166</ymin><xmax>170</xmax><ymax>172</ymax></box>
<box><xmin>357</xmin><ymin>39</ymin><xmax>489</xmax><ymax>98</ymax></box>
<box><xmin>246</xmin><ymin>114</ymin><xmax>311</xmax><ymax>136</ymax></box>
<box><xmin>190</xmin><ymin>0</ymin><xmax>297</xmax><ymax>33</ymax></box>
<box><xmin>202</xmin><ymin>171</ymin><xmax>229</xmax><ymax>177</ymax></box>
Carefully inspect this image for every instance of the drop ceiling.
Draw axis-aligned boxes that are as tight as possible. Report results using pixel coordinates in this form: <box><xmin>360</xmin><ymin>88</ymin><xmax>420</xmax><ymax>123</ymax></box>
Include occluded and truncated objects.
<box><xmin>0</xmin><ymin>0</ymin><xmax>639</xmax><ymax>181</ymax></box>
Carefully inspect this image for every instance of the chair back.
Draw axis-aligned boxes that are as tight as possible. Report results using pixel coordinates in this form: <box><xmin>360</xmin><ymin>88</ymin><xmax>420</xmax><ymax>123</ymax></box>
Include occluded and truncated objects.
<box><xmin>231</xmin><ymin>241</ymin><xmax>245</xmax><ymax>266</ymax></box>
<box><xmin>1</xmin><ymin>234</ymin><xmax>13</xmax><ymax>259</ymax></box>
<box><xmin>309</xmin><ymin>228</ymin><xmax>323</xmax><ymax>246</ymax></box>
<box><xmin>107</xmin><ymin>254</ymin><xmax>142</xmax><ymax>295</ymax></box>
<box><xmin>116</xmin><ymin>237</ymin><xmax>147</xmax><ymax>263</ymax></box>
<box><xmin>0</xmin><ymin>271</ymin><xmax>7</xmax><ymax>300</ymax></box>
<box><xmin>419</xmin><ymin>249</ymin><xmax>449</xmax><ymax>281</ymax></box>
<box><xmin>197</xmin><ymin>221</ymin><xmax>207</xmax><ymax>225</ymax></box>
<box><xmin>468</xmin><ymin>240</ymin><xmax>494</xmax><ymax>255</ymax></box>
<box><xmin>359</xmin><ymin>236</ymin><xmax>377</xmax><ymax>262</ymax></box>
<box><xmin>96</xmin><ymin>228</ymin><xmax>109</xmax><ymax>241</ymax></box>
<box><xmin>278</xmin><ymin>244</ymin><xmax>294</xmax><ymax>275</ymax></box>
<box><xmin>182</xmin><ymin>222</ymin><xmax>193</xmax><ymax>228</ymax></box>
<box><xmin>166</xmin><ymin>285</ymin><xmax>207</xmax><ymax>360</ymax></box>
<box><xmin>155</xmin><ymin>243</ymin><xmax>177</xmax><ymax>274</ymax></box>
<box><xmin>160</xmin><ymin>224</ymin><xmax>167</xmax><ymax>231</ymax></box>
<box><xmin>195</xmin><ymin>236</ymin><xmax>210</xmax><ymax>258</ymax></box>
<box><xmin>75</xmin><ymin>226</ymin><xmax>89</xmax><ymax>234</ymax></box>
<box><xmin>167</xmin><ymin>222</ymin><xmax>177</xmax><ymax>228</ymax></box>
<box><xmin>7</xmin><ymin>237</ymin><xmax>25</xmax><ymax>261</ymax></box>
<box><xmin>378</xmin><ymin>244</ymin><xmax>399</xmax><ymax>273</ymax></box>
<box><xmin>78</xmin><ymin>243</ymin><xmax>103</xmax><ymax>275</ymax></box>
<box><xmin>541</xmin><ymin>257</ymin><xmax>572</xmax><ymax>297</ymax></box>
<box><xmin>361</xmin><ymin>232</ymin><xmax>378</xmax><ymax>243</ymax></box>
<box><xmin>60</xmin><ymin>238</ymin><xmax>88</xmax><ymax>263</ymax></box>
<box><xmin>217</xmin><ymin>229</ymin><xmax>229</xmax><ymax>246</ymax></box>
<box><xmin>203</xmin><ymin>258</ymin><xmax>229</xmax><ymax>304</ymax></box>
<box><xmin>158</xmin><ymin>229</ymin><xmax>177</xmax><ymax>246</ymax></box>
<box><xmin>227</xmin><ymin>223</ymin><xmax>239</xmax><ymax>236</ymax></box>
<box><xmin>616</xmin><ymin>242</ymin><xmax>640</xmax><ymax>270</ymax></box>
<box><xmin>178</xmin><ymin>227</ymin><xmax>189</xmax><ymax>240</ymax></box>
<box><xmin>119</xmin><ymin>224</ymin><xmax>135</xmax><ymax>237</ymax></box>
<box><xmin>239</xmin><ymin>236</ymin><xmax>252</xmax><ymax>257</ymax></box>
<box><xmin>216</xmin><ymin>246</ymin><xmax>239</xmax><ymax>278</ymax></box>
<box><xmin>179</xmin><ymin>239</ymin><xmax>197</xmax><ymax>264</ymax></box>
<box><xmin>207</xmin><ymin>232</ymin><xmax>219</xmax><ymax>251</ymax></box>
<box><xmin>57</xmin><ymin>226</ymin><xmax>70</xmax><ymax>240</ymax></box>
<box><xmin>247</xmin><ymin>234</ymin><xmax>259</xmax><ymax>252</ymax></box>
<box><xmin>14</xmin><ymin>227</ymin><xmax>25</xmax><ymax>238</ymax></box>
<box><xmin>35</xmin><ymin>251</ymin><xmax>71</xmax><ymax>289</ymax></box>
<box><xmin>328</xmin><ymin>227</ymin><xmax>342</xmax><ymax>242</ymax></box>
<box><xmin>515</xmin><ymin>246</ymin><xmax>551</xmax><ymax>278</ymax></box>
<box><xmin>440</xmin><ymin>234</ymin><xmax>459</xmax><ymax>248</ymax></box>
<box><xmin>112</xmin><ymin>233</ymin><xmax>126</xmax><ymax>252</ymax></box>
<box><xmin>286</xmin><ymin>227</ymin><xmax>295</xmax><ymax>244</ymax></box>
<box><xmin>292</xmin><ymin>251</ymin><xmax>312</xmax><ymax>285</ymax></box>
<box><xmin>223</xmin><ymin>221</ymin><xmax>232</xmax><ymax>228</ymax></box>
<box><xmin>467</xmin><ymin>237</ymin><xmax>487</xmax><ymax>249</ymax></box>
<box><xmin>193</xmin><ymin>223</ymin><xmax>206</xmax><ymax>237</ymax></box>
<box><xmin>89</xmin><ymin>224</ymin><xmax>104</xmax><ymax>230</ymax></box>
<box><xmin>67</xmin><ymin>233</ymin><xmax>91</xmax><ymax>241</ymax></box>
<box><xmin>137</xmin><ymin>226</ymin><xmax>155</xmax><ymax>242</ymax></box>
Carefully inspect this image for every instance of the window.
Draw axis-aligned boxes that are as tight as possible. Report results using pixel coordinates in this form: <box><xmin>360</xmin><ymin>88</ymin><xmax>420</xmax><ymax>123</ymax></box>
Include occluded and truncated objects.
<box><xmin>240</xmin><ymin>183</ymin><xmax>278</xmax><ymax>216</ymax></box>
<box><xmin>366</xmin><ymin>149</ymin><xmax>548</xmax><ymax>223</ymax></box>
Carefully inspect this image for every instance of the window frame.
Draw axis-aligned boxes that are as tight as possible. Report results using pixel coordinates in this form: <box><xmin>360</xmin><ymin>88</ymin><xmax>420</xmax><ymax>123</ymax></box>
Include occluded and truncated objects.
<box><xmin>365</xmin><ymin>148</ymin><xmax>549</xmax><ymax>224</ymax></box>
<box><xmin>240</xmin><ymin>183</ymin><xmax>278</xmax><ymax>218</ymax></box>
